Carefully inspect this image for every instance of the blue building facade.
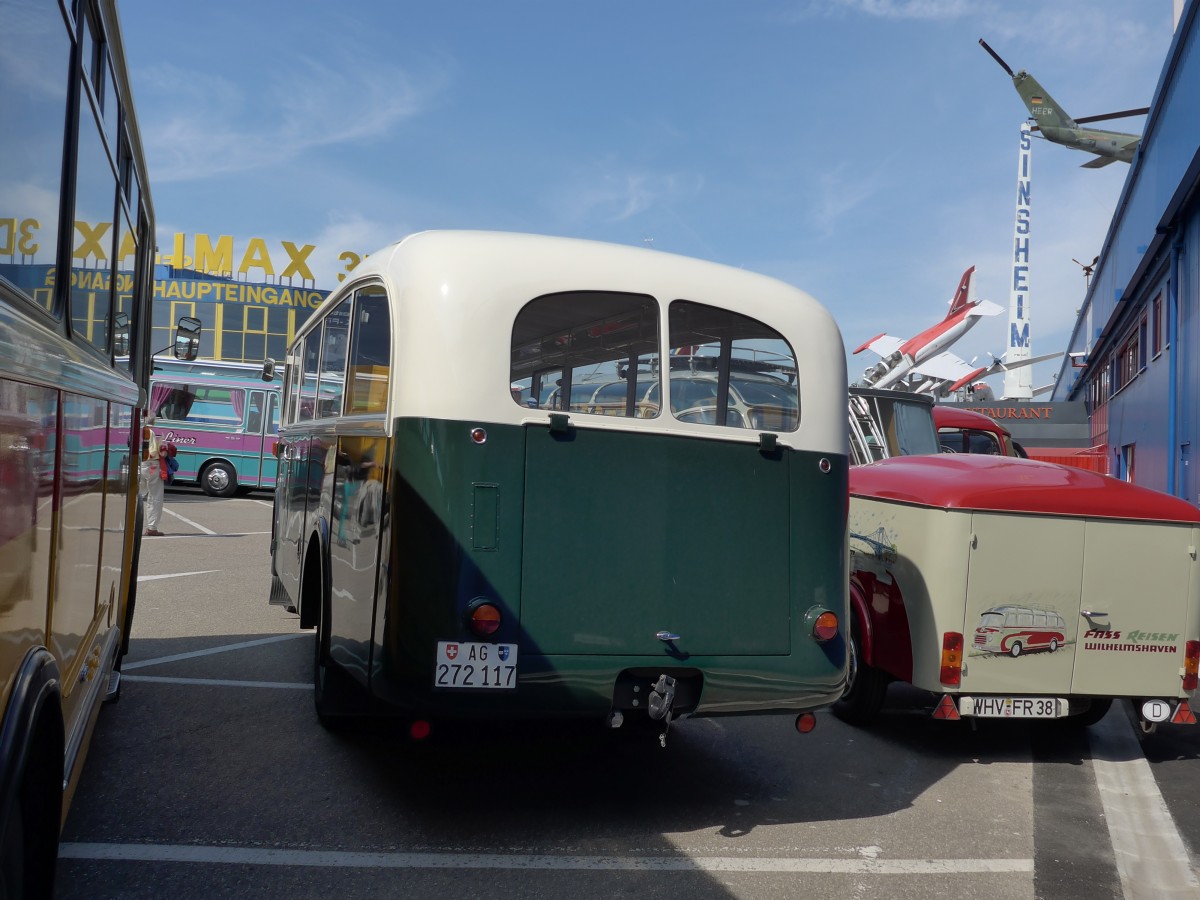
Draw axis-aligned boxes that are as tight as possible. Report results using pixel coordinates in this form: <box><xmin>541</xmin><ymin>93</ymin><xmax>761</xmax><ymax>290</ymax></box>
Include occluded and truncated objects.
<box><xmin>1052</xmin><ymin>0</ymin><xmax>1200</xmax><ymax>502</ymax></box>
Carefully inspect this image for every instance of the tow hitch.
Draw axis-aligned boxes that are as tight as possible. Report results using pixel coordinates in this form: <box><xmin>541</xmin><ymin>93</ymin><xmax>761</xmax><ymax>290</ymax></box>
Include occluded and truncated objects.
<box><xmin>608</xmin><ymin>668</ymin><xmax>701</xmax><ymax>748</ymax></box>
<box><xmin>647</xmin><ymin>674</ymin><xmax>677</xmax><ymax>748</ymax></box>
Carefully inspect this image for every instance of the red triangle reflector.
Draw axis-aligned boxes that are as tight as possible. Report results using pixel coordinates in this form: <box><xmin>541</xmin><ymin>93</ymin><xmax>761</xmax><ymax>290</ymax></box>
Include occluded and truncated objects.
<box><xmin>1171</xmin><ymin>700</ymin><xmax>1197</xmax><ymax>725</ymax></box>
<box><xmin>933</xmin><ymin>695</ymin><xmax>960</xmax><ymax>720</ymax></box>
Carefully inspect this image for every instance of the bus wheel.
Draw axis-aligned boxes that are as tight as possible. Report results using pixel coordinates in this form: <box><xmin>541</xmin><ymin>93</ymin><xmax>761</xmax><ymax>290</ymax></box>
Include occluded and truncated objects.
<box><xmin>201</xmin><ymin>461</ymin><xmax>238</xmax><ymax>498</ymax></box>
<box><xmin>0</xmin><ymin>718</ymin><xmax>60</xmax><ymax>898</ymax></box>
<box><xmin>833</xmin><ymin>618</ymin><xmax>888</xmax><ymax>726</ymax></box>
<box><xmin>1009</xmin><ymin>641</ymin><xmax>1023</xmax><ymax>658</ymax></box>
<box><xmin>313</xmin><ymin>614</ymin><xmax>367</xmax><ymax>731</ymax></box>
<box><xmin>1067</xmin><ymin>697</ymin><xmax>1113</xmax><ymax>728</ymax></box>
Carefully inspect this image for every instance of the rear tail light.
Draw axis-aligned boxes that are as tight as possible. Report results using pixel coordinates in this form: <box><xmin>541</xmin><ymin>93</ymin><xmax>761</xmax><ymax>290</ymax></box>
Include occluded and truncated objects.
<box><xmin>794</xmin><ymin>712</ymin><xmax>817</xmax><ymax>733</ymax></box>
<box><xmin>1183</xmin><ymin>640</ymin><xmax>1200</xmax><ymax>691</ymax></box>
<box><xmin>466</xmin><ymin>601</ymin><xmax>502</xmax><ymax>637</ymax></box>
<box><xmin>940</xmin><ymin>632</ymin><xmax>963</xmax><ymax>686</ymax></box>
<box><xmin>811</xmin><ymin>610</ymin><xmax>839</xmax><ymax>643</ymax></box>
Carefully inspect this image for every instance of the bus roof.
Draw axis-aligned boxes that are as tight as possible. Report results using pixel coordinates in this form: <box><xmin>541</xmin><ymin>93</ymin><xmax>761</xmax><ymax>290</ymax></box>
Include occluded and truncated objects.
<box><xmin>293</xmin><ymin>231</ymin><xmax>848</xmax><ymax>452</ymax></box>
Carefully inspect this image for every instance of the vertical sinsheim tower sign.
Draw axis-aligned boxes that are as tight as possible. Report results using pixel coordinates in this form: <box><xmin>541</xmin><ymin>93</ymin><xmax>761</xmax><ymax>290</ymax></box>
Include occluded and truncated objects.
<box><xmin>1005</xmin><ymin>123</ymin><xmax>1034</xmax><ymax>400</ymax></box>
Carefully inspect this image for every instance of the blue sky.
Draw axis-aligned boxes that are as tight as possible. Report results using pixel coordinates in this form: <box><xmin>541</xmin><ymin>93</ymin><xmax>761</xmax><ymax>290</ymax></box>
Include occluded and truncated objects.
<box><xmin>119</xmin><ymin>0</ymin><xmax>1176</xmax><ymax>392</ymax></box>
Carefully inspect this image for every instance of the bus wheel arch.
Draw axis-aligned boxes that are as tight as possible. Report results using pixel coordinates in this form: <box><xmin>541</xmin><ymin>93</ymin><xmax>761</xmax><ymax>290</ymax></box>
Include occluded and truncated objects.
<box><xmin>833</xmin><ymin>582</ymin><xmax>889</xmax><ymax>727</ymax></box>
<box><xmin>298</xmin><ymin>533</ymin><xmax>325</xmax><ymax>631</ymax></box>
<box><xmin>0</xmin><ymin>651</ymin><xmax>65</xmax><ymax>900</ymax></box>
<box><xmin>305</xmin><ymin>530</ymin><xmax>366</xmax><ymax>728</ymax></box>
<box><xmin>200</xmin><ymin>460</ymin><xmax>238</xmax><ymax>498</ymax></box>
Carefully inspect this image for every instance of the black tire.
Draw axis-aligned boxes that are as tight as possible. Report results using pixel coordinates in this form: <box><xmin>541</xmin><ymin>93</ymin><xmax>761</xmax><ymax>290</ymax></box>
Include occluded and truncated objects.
<box><xmin>832</xmin><ymin>618</ymin><xmax>889</xmax><ymax>726</ymax></box>
<box><xmin>0</xmin><ymin>719</ymin><xmax>60</xmax><ymax>899</ymax></box>
<box><xmin>309</xmin><ymin>557</ymin><xmax>368</xmax><ymax>731</ymax></box>
<box><xmin>1048</xmin><ymin>638</ymin><xmax>1059</xmax><ymax>653</ymax></box>
<box><xmin>1068</xmin><ymin>697</ymin><xmax>1113</xmax><ymax>728</ymax></box>
<box><xmin>200</xmin><ymin>461</ymin><xmax>238</xmax><ymax>498</ymax></box>
<box><xmin>1009</xmin><ymin>641</ymin><xmax>1023</xmax><ymax>658</ymax></box>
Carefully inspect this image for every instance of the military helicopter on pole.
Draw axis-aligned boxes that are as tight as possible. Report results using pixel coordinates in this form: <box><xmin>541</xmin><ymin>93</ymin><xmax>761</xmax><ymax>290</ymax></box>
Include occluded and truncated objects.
<box><xmin>979</xmin><ymin>38</ymin><xmax>1149</xmax><ymax>168</ymax></box>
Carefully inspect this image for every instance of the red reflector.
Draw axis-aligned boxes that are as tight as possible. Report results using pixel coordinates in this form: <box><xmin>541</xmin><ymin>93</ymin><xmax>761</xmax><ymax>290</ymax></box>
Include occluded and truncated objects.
<box><xmin>468</xmin><ymin>602</ymin><xmax>502</xmax><ymax>637</ymax></box>
<box><xmin>795</xmin><ymin>712</ymin><xmax>817</xmax><ymax>734</ymax></box>
<box><xmin>812</xmin><ymin>611</ymin><xmax>839</xmax><ymax>643</ymax></box>
<box><xmin>932</xmin><ymin>694</ymin><xmax>960</xmax><ymax>720</ymax></box>
<box><xmin>1171</xmin><ymin>700</ymin><xmax>1197</xmax><ymax>725</ymax></box>
<box><xmin>1183</xmin><ymin>640</ymin><xmax>1200</xmax><ymax>691</ymax></box>
<box><xmin>940</xmin><ymin>632</ymin><xmax>964</xmax><ymax>686</ymax></box>
<box><xmin>410</xmin><ymin>720</ymin><xmax>432</xmax><ymax>740</ymax></box>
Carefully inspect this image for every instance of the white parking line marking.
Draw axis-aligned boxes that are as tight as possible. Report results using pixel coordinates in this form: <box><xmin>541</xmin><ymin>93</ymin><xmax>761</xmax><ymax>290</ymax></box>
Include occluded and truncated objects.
<box><xmin>122</xmin><ymin>633</ymin><xmax>309</xmax><ymax>671</ymax></box>
<box><xmin>56</xmin><ymin>843</ymin><xmax>1034</xmax><ymax>874</ymax></box>
<box><xmin>122</xmin><ymin>675</ymin><xmax>309</xmax><ymax>690</ymax></box>
<box><xmin>1089</xmin><ymin>712</ymin><xmax>1200</xmax><ymax>898</ymax></box>
<box><xmin>164</xmin><ymin>507</ymin><xmax>216</xmax><ymax>534</ymax></box>
<box><xmin>137</xmin><ymin>570</ymin><xmax>220</xmax><ymax>582</ymax></box>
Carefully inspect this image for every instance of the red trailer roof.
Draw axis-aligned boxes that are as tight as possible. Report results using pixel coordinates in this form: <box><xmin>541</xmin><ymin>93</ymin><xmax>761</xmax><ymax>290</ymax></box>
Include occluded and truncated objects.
<box><xmin>850</xmin><ymin>454</ymin><xmax>1200</xmax><ymax>523</ymax></box>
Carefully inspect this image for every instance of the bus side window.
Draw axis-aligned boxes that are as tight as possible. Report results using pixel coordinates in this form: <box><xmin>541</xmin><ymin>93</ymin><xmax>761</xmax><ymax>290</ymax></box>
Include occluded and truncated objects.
<box><xmin>268</xmin><ymin>392</ymin><xmax>280</xmax><ymax>433</ymax></box>
<box><xmin>299</xmin><ymin>330</ymin><xmax>321</xmax><ymax>422</ymax></box>
<box><xmin>318</xmin><ymin>298</ymin><xmax>351</xmax><ymax>417</ymax></box>
<box><xmin>247</xmin><ymin>392</ymin><xmax>264</xmax><ymax>434</ymax></box>
<box><xmin>284</xmin><ymin>344</ymin><xmax>302</xmax><ymax>424</ymax></box>
<box><xmin>346</xmin><ymin>285</ymin><xmax>391</xmax><ymax>415</ymax></box>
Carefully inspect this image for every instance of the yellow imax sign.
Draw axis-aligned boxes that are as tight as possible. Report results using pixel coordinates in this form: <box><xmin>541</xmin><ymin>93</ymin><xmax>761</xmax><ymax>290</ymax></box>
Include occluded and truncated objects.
<box><xmin>1</xmin><ymin>218</ymin><xmax>365</xmax><ymax>285</ymax></box>
<box><xmin>157</xmin><ymin>233</ymin><xmax>320</xmax><ymax>281</ymax></box>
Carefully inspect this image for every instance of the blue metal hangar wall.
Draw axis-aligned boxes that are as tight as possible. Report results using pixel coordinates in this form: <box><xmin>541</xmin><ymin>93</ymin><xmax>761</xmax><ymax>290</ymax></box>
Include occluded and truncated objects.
<box><xmin>1052</xmin><ymin>0</ymin><xmax>1200</xmax><ymax>501</ymax></box>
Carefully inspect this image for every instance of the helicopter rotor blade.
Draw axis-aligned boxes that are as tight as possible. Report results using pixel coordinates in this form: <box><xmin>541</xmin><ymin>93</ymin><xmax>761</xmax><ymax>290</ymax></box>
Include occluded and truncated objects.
<box><xmin>978</xmin><ymin>38</ymin><xmax>1014</xmax><ymax>77</ymax></box>
<box><xmin>1073</xmin><ymin>107</ymin><xmax>1150</xmax><ymax>126</ymax></box>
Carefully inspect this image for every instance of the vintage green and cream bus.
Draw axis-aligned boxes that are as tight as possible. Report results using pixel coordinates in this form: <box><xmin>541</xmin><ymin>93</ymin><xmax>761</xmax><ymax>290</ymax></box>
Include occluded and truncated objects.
<box><xmin>269</xmin><ymin>231</ymin><xmax>849</xmax><ymax>743</ymax></box>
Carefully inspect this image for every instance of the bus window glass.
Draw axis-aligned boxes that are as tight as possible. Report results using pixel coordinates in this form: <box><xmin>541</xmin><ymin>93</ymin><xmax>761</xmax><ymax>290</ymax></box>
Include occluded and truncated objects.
<box><xmin>0</xmin><ymin>2</ymin><xmax>70</xmax><ymax>313</ymax></box>
<box><xmin>268</xmin><ymin>392</ymin><xmax>280</xmax><ymax>433</ymax></box>
<box><xmin>345</xmin><ymin>286</ymin><xmax>391</xmax><ymax>415</ymax></box>
<box><xmin>70</xmin><ymin>99</ymin><xmax>117</xmax><ymax>352</ymax></box>
<box><xmin>154</xmin><ymin>382</ymin><xmax>246</xmax><ymax>428</ymax></box>
<box><xmin>247</xmin><ymin>391</ymin><xmax>265</xmax><ymax>433</ymax></box>
<box><xmin>318</xmin><ymin>299</ymin><xmax>350</xmax><ymax>417</ymax></box>
<box><xmin>113</xmin><ymin>209</ymin><xmax>136</xmax><ymax>369</ymax></box>
<box><xmin>299</xmin><ymin>329</ymin><xmax>321</xmax><ymax>421</ymax></box>
<box><xmin>509</xmin><ymin>292</ymin><xmax>660</xmax><ymax>418</ymax></box>
<box><xmin>667</xmin><ymin>301</ymin><xmax>799</xmax><ymax>431</ymax></box>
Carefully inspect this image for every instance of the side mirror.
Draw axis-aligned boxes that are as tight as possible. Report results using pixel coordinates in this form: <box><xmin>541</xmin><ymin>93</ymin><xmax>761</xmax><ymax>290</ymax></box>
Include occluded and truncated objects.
<box><xmin>262</xmin><ymin>358</ymin><xmax>277</xmax><ymax>382</ymax></box>
<box><xmin>173</xmin><ymin>316</ymin><xmax>202</xmax><ymax>361</ymax></box>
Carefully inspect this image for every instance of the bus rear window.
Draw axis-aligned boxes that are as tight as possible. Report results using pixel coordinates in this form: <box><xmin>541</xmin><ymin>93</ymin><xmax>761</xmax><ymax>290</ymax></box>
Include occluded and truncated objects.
<box><xmin>667</xmin><ymin>301</ymin><xmax>800</xmax><ymax>431</ymax></box>
<box><xmin>510</xmin><ymin>291</ymin><xmax>660</xmax><ymax>418</ymax></box>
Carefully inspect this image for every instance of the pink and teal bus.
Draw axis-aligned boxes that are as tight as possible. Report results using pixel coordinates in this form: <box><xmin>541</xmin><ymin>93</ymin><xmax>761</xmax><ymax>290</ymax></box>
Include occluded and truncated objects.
<box><xmin>148</xmin><ymin>358</ymin><xmax>282</xmax><ymax>496</ymax></box>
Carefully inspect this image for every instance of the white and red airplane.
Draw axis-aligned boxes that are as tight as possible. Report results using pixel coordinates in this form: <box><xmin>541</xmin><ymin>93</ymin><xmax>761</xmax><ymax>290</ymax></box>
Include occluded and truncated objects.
<box><xmin>853</xmin><ymin>266</ymin><xmax>1005</xmax><ymax>392</ymax></box>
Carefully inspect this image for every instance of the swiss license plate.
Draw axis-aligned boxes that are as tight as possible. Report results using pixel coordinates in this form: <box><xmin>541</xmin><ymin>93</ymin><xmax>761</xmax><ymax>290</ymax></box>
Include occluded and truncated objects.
<box><xmin>961</xmin><ymin>696</ymin><xmax>1064</xmax><ymax>718</ymax></box>
<box><xmin>434</xmin><ymin>641</ymin><xmax>518</xmax><ymax>689</ymax></box>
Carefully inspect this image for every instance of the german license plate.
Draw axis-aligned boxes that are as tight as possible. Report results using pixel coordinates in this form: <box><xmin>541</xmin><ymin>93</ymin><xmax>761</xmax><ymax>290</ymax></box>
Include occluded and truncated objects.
<box><xmin>960</xmin><ymin>696</ymin><xmax>1065</xmax><ymax>718</ymax></box>
<box><xmin>434</xmin><ymin>641</ymin><xmax>518</xmax><ymax>689</ymax></box>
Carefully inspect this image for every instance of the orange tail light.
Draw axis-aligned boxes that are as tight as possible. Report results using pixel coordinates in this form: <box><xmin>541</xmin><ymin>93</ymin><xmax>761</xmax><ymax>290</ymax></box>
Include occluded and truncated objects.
<box><xmin>940</xmin><ymin>632</ymin><xmax>963</xmax><ymax>686</ymax></box>
<box><xmin>1183</xmin><ymin>640</ymin><xmax>1199</xmax><ymax>691</ymax></box>
<box><xmin>466</xmin><ymin>601</ymin><xmax>502</xmax><ymax>637</ymax></box>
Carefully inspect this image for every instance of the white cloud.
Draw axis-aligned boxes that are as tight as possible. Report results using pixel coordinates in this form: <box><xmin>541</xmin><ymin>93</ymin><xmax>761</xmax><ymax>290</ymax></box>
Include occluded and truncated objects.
<box><xmin>138</xmin><ymin>50</ymin><xmax>449</xmax><ymax>183</ymax></box>
<box><xmin>783</xmin><ymin>0</ymin><xmax>982</xmax><ymax>21</ymax></box>
<box><xmin>552</xmin><ymin>164</ymin><xmax>705</xmax><ymax>225</ymax></box>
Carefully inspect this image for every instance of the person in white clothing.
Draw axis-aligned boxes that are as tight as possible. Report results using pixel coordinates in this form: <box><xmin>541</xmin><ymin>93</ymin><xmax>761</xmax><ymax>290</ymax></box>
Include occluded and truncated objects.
<box><xmin>140</xmin><ymin>416</ymin><xmax>164</xmax><ymax>536</ymax></box>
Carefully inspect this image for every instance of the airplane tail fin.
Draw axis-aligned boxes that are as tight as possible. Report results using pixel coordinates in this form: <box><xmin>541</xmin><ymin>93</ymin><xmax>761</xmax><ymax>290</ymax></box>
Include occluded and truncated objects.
<box><xmin>945</xmin><ymin>266</ymin><xmax>977</xmax><ymax>320</ymax></box>
<box><xmin>1012</xmin><ymin>71</ymin><xmax>1077</xmax><ymax>129</ymax></box>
